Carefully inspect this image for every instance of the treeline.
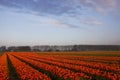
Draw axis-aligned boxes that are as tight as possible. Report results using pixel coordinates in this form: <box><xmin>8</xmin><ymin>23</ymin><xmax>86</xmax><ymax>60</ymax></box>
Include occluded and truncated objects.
<box><xmin>0</xmin><ymin>45</ymin><xmax>120</xmax><ymax>52</ymax></box>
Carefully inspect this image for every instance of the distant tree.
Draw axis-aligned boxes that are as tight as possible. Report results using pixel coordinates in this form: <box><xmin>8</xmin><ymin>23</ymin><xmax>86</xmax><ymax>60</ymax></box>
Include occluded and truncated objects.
<box><xmin>72</xmin><ymin>45</ymin><xmax>78</xmax><ymax>51</ymax></box>
<box><xmin>0</xmin><ymin>46</ymin><xmax>6</xmax><ymax>51</ymax></box>
<box><xmin>7</xmin><ymin>46</ymin><xmax>17</xmax><ymax>52</ymax></box>
<box><xmin>17</xmin><ymin>46</ymin><xmax>31</xmax><ymax>52</ymax></box>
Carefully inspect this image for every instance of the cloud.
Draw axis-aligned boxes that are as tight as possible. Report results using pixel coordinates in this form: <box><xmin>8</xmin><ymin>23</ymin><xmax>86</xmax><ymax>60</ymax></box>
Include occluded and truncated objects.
<box><xmin>0</xmin><ymin>0</ymin><xmax>118</xmax><ymax>16</ymax></box>
<box><xmin>99</xmin><ymin>0</ymin><xmax>116</xmax><ymax>8</ymax></box>
<box><xmin>75</xmin><ymin>0</ymin><xmax>118</xmax><ymax>14</ymax></box>
<box><xmin>81</xmin><ymin>18</ymin><xmax>103</xmax><ymax>26</ymax></box>
<box><xmin>37</xmin><ymin>17</ymin><xmax>76</xmax><ymax>28</ymax></box>
<box><xmin>0</xmin><ymin>0</ymin><xmax>82</xmax><ymax>16</ymax></box>
<box><xmin>0</xmin><ymin>3</ymin><xmax>78</xmax><ymax>29</ymax></box>
<box><xmin>14</xmin><ymin>11</ymin><xmax>76</xmax><ymax>28</ymax></box>
<box><xmin>96</xmin><ymin>0</ymin><xmax>117</xmax><ymax>14</ymax></box>
<box><xmin>0</xmin><ymin>0</ymin><xmax>119</xmax><ymax>28</ymax></box>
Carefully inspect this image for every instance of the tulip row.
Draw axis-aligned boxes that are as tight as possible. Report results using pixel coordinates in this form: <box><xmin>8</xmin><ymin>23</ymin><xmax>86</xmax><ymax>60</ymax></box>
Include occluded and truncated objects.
<box><xmin>9</xmin><ymin>52</ymin><xmax>120</xmax><ymax>62</ymax></box>
<box><xmin>43</xmin><ymin>56</ymin><xmax>120</xmax><ymax>72</ymax></box>
<box><xmin>39</xmin><ymin>52</ymin><xmax>120</xmax><ymax>55</ymax></box>
<box><xmin>7</xmin><ymin>53</ymin><xmax>50</xmax><ymax>80</ymax></box>
<box><xmin>10</xmin><ymin>53</ymin><xmax>92</xmax><ymax>80</ymax></box>
<box><xmin>20</xmin><ymin>53</ymin><xmax>120</xmax><ymax>73</ymax></box>
<box><xmin>51</xmin><ymin>55</ymin><xmax>120</xmax><ymax>64</ymax></box>
<box><xmin>16</xmin><ymin>53</ymin><xmax>120</xmax><ymax>80</ymax></box>
<box><xmin>0</xmin><ymin>53</ymin><xmax>9</xmax><ymax>80</ymax></box>
<box><xmin>36</xmin><ymin>52</ymin><xmax>120</xmax><ymax>62</ymax></box>
<box><xmin>5</xmin><ymin>52</ymin><xmax>120</xmax><ymax>80</ymax></box>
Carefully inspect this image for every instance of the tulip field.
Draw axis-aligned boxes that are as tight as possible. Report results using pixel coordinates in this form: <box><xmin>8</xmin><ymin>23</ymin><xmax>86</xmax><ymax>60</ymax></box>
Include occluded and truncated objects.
<box><xmin>0</xmin><ymin>52</ymin><xmax>120</xmax><ymax>80</ymax></box>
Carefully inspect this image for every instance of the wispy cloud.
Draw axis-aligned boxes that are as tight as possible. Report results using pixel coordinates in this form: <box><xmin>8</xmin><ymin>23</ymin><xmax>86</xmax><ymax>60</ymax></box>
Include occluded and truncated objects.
<box><xmin>0</xmin><ymin>0</ymin><xmax>119</xmax><ymax>28</ymax></box>
<box><xmin>0</xmin><ymin>0</ymin><xmax>81</xmax><ymax>16</ymax></box>
<box><xmin>80</xmin><ymin>18</ymin><xmax>103</xmax><ymax>26</ymax></box>
<box><xmin>0</xmin><ymin>0</ymin><xmax>119</xmax><ymax>15</ymax></box>
<box><xmin>96</xmin><ymin>0</ymin><xmax>117</xmax><ymax>14</ymax></box>
<box><xmin>11</xmin><ymin>10</ymin><xmax>76</xmax><ymax>28</ymax></box>
<box><xmin>74</xmin><ymin>0</ymin><xmax>118</xmax><ymax>14</ymax></box>
<box><xmin>37</xmin><ymin>17</ymin><xmax>75</xmax><ymax>28</ymax></box>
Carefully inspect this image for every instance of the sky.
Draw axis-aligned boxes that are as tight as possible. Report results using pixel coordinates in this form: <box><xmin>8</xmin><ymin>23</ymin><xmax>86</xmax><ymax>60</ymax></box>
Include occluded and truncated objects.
<box><xmin>0</xmin><ymin>0</ymin><xmax>120</xmax><ymax>46</ymax></box>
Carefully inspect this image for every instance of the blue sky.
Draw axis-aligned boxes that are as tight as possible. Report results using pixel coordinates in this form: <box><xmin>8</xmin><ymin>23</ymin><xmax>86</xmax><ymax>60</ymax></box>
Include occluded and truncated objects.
<box><xmin>0</xmin><ymin>0</ymin><xmax>120</xmax><ymax>46</ymax></box>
